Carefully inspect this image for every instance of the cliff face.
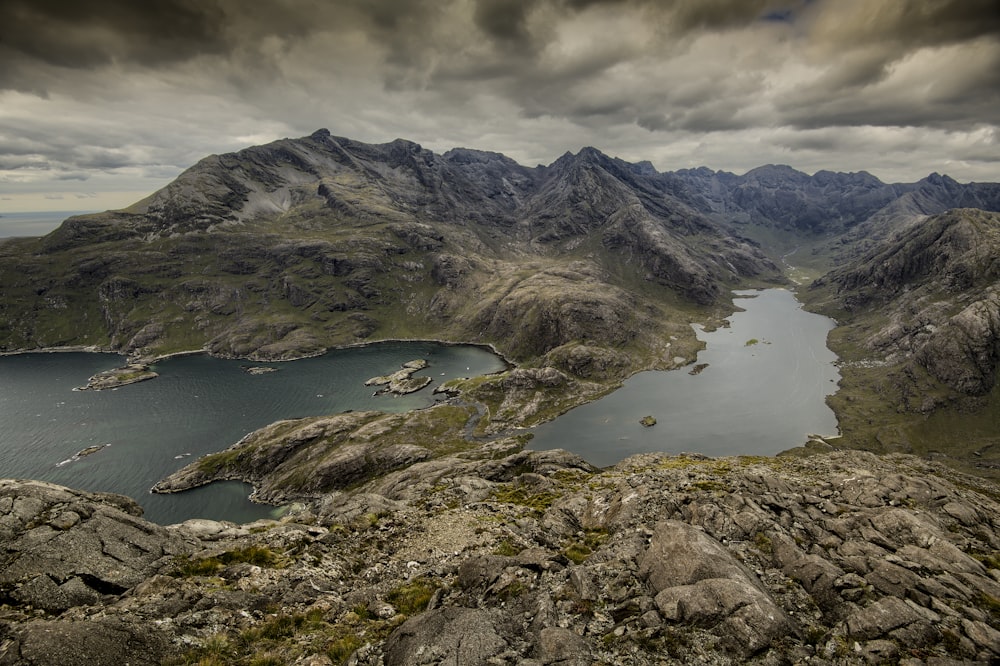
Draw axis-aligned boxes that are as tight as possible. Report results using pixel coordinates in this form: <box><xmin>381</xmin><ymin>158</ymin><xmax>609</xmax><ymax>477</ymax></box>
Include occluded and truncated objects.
<box><xmin>3</xmin><ymin>450</ymin><xmax>1000</xmax><ymax>665</ymax></box>
<box><xmin>814</xmin><ymin>208</ymin><xmax>1000</xmax><ymax>397</ymax></box>
<box><xmin>804</xmin><ymin>208</ymin><xmax>1000</xmax><ymax>472</ymax></box>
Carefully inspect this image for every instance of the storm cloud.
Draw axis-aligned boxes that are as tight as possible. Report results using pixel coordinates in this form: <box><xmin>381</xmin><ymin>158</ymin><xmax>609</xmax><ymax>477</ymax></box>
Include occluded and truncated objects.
<box><xmin>1</xmin><ymin>0</ymin><xmax>997</xmax><ymax>212</ymax></box>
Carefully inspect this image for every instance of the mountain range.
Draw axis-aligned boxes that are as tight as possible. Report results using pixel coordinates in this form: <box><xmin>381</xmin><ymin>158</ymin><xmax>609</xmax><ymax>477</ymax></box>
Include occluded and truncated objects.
<box><xmin>2</xmin><ymin>130</ymin><xmax>1000</xmax><ymax>472</ymax></box>
<box><xmin>4</xmin><ymin>132</ymin><xmax>1000</xmax><ymax>664</ymax></box>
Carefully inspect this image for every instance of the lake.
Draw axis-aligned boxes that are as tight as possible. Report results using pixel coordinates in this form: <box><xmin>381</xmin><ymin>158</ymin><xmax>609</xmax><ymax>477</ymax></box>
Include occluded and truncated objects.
<box><xmin>527</xmin><ymin>288</ymin><xmax>840</xmax><ymax>467</ymax></box>
<box><xmin>0</xmin><ymin>342</ymin><xmax>507</xmax><ymax>524</ymax></box>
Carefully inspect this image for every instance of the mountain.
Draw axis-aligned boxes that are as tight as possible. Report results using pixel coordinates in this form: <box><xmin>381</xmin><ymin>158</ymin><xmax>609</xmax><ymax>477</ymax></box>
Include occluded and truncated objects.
<box><xmin>4</xmin><ymin>133</ymin><xmax>1000</xmax><ymax>663</ymax></box>
<box><xmin>3</xmin><ymin>130</ymin><xmax>1000</xmax><ymax>449</ymax></box>
<box><xmin>0</xmin><ymin>130</ymin><xmax>781</xmax><ymax>376</ymax></box>
<box><xmin>806</xmin><ymin>208</ymin><xmax>1000</xmax><ymax>472</ymax></box>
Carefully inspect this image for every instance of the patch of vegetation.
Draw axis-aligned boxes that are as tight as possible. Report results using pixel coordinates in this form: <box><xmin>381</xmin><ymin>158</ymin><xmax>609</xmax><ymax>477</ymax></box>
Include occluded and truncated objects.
<box><xmin>691</xmin><ymin>479</ymin><xmax>730</xmax><ymax>492</ymax></box>
<box><xmin>494</xmin><ymin>538</ymin><xmax>523</xmax><ymax>556</ymax></box>
<box><xmin>387</xmin><ymin>577</ymin><xmax>439</xmax><ymax>616</ymax></box>
<box><xmin>563</xmin><ymin>528</ymin><xmax>609</xmax><ymax>564</ymax></box>
<box><xmin>172</xmin><ymin>545</ymin><xmax>282</xmax><ymax>577</ymax></box>
<box><xmin>974</xmin><ymin>592</ymin><xmax>1000</xmax><ymax>622</ymax></box>
<box><xmin>753</xmin><ymin>532</ymin><xmax>773</xmax><ymax>554</ymax></box>
<box><xmin>745</xmin><ymin>338</ymin><xmax>759</xmax><ymax>346</ymax></box>
<box><xmin>563</xmin><ymin>542</ymin><xmax>593</xmax><ymax>564</ymax></box>
<box><xmin>196</xmin><ymin>448</ymin><xmax>244</xmax><ymax>475</ymax></box>
<box><xmin>326</xmin><ymin>633</ymin><xmax>363</xmax><ymax>665</ymax></box>
<box><xmin>971</xmin><ymin>550</ymin><xmax>1000</xmax><ymax>570</ymax></box>
<box><xmin>490</xmin><ymin>483</ymin><xmax>560</xmax><ymax>514</ymax></box>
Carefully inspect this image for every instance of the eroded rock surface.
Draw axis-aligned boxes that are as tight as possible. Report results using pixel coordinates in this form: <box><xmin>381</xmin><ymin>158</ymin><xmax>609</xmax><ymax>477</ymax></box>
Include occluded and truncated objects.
<box><xmin>3</xmin><ymin>450</ymin><xmax>1000</xmax><ymax>664</ymax></box>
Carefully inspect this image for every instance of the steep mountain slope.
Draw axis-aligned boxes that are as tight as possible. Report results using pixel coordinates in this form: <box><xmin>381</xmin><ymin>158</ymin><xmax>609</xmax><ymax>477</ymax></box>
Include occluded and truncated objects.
<box><xmin>668</xmin><ymin>166</ymin><xmax>1000</xmax><ymax>271</ymax></box>
<box><xmin>0</xmin><ymin>131</ymin><xmax>779</xmax><ymax>383</ymax></box>
<box><xmin>806</xmin><ymin>208</ymin><xmax>1000</xmax><ymax>473</ymax></box>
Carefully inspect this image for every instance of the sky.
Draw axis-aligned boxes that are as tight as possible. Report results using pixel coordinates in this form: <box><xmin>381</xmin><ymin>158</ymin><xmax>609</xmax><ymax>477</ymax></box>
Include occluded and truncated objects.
<box><xmin>1</xmin><ymin>0</ymin><xmax>998</xmax><ymax>215</ymax></box>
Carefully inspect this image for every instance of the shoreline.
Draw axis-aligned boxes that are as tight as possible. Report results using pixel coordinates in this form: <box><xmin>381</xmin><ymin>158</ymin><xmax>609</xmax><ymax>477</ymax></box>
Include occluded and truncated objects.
<box><xmin>2</xmin><ymin>337</ymin><xmax>515</xmax><ymax>370</ymax></box>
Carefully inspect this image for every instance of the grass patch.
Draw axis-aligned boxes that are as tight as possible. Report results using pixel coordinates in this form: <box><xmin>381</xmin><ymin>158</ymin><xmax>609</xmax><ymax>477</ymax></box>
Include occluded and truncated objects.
<box><xmin>490</xmin><ymin>483</ymin><xmax>560</xmax><ymax>514</ymax></box>
<box><xmin>387</xmin><ymin>578</ymin><xmax>439</xmax><ymax>616</ymax></box>
<box><xmin>563</xmin><ymin>528</ymin><xmax>609</xmax><ymax>564</ymax></box>
<box><xmin>172</xmin><ymin>545</ymin><xmax>282</xmax><ymax>577</ymax></box>
<box><xmin>494</xmin><ymin>538</ymin><xmax>523</xmax><ymax>556</ymax></box>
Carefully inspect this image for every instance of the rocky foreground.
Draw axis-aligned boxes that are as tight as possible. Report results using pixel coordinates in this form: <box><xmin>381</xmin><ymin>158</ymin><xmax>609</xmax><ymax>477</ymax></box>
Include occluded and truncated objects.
<box><xmin>2</xmin><ymin>449</ymin><xmax>1000</xmax><ymax>665</ymax></box>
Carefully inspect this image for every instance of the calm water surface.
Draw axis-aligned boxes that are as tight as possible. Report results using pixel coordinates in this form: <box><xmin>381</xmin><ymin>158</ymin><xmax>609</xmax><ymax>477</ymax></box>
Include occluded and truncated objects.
<box><xmin>0</xmin><ymin>342</ymin><xmax>506</xmax><ymax>524</ymax></box>
<box><xmin>528</xmin><ymin>288</ymin><xmax>840</xmax><ymax>467</ymax></box>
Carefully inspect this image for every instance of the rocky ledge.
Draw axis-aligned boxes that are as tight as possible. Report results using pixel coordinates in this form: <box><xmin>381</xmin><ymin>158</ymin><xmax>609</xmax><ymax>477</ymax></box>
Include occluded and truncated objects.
<box><xmin>2</xmin><ymin>450</ymin><xmax>1000</xmax><ymax>665</ymax></box>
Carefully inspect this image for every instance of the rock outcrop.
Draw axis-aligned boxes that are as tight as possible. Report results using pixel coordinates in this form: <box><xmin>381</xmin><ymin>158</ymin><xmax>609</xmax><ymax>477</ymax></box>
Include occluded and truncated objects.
<box><xmin>4</xmin><ymin>449</ymin><xmax>1000</xmax><ymax>664</ymax></box>
<box><xmin>807</xmin><ymin>208</ymin><xmax>1000</xmax><ymax>472</ymax></box>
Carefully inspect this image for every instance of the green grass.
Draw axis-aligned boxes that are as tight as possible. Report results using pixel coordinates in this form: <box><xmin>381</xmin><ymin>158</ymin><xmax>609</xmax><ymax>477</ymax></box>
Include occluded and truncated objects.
<box><xmin>490</xmin><ymin>483</ymin><xmax>560</xmax><ymax>514</ymax></box>
<box><xmin>387</xmin><ymin>578</ymin><xmax>438</xmax><ymax>616</ymax></box>
<box><xmin>172</xmin><ymin>546</ymin><xmax>282</xmax><ymax>577</ymax></box>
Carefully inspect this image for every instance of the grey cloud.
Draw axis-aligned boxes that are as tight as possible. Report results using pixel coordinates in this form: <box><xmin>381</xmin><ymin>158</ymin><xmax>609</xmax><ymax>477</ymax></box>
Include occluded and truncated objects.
<box><xmin>0</xmin><ymin>0</ymin><xmax>230</xmax><ymax>69</ymax></box>
<box><xmin>473</xmin><ymin>0</ymin><xmax>537</xmax><ymax>44</ymax></box>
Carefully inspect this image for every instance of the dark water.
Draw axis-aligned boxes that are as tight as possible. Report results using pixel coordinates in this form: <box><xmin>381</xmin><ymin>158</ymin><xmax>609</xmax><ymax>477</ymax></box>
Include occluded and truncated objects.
<box><xmin>528</xmin><ymin>289</ymin><xmax>840</xmax><ymax>467</ymax></box>
<box><xmin>0</xmin><ymin>342</ymin><xmax>506</xmax><ymax>524</ymax></box>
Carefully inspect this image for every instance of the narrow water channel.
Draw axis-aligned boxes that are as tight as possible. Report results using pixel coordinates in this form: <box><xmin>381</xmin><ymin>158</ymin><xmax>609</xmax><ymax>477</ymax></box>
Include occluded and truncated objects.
<box><xmin>527</xmin><ymin>288</ymin><xmax>840</xmax><ymax>467</ymax></box>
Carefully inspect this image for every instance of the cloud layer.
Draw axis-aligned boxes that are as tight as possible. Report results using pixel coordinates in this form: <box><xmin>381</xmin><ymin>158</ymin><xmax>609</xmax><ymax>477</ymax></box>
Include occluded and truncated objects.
<box><xmin>1</xmin><ymin>0</ymin><xmax>998</xmax><ymax>211</ymax></box>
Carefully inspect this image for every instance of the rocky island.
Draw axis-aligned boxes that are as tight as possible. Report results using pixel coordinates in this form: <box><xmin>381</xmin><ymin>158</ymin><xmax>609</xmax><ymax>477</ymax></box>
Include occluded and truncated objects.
<box><xmin>365</xmin><ymin>360</ymin><xmax>433</xmax><ymax>396</ymax></box>
<box><xmin>75</xmin><ymin>363</ymin><xmax>158</xmax><ymax>391</ymax></box>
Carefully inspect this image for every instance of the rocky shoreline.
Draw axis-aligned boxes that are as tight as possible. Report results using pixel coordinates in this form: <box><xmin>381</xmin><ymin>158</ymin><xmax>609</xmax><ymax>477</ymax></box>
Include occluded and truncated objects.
<box><xmin>3</xmin><ymin>449</ymin><xmax>1000</xmax><ymax>665</ymax></box>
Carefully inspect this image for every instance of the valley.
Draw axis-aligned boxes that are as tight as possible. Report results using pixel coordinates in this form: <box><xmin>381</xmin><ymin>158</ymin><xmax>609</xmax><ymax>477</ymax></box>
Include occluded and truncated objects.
<box><xmin>2</xmin><ymin>131</ymin><xmax>999</xmax><ymax>480</ymax></box>
<box><xmin>2</xmin><ymin>132</ymin><xmax>1000</xmax><ymax>664</ymax></box>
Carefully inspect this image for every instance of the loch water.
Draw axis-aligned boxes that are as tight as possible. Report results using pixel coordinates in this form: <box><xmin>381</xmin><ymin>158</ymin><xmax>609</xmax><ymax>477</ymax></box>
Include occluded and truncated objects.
<box><xmin>0</xmin><ymin>341</ymin><xmax>507</xmax><ymax>524</ymax></box>
<box><xmin>527</xmin><ymin>289</ymin><xmax>841</xmax><ymax>467</ymax></box>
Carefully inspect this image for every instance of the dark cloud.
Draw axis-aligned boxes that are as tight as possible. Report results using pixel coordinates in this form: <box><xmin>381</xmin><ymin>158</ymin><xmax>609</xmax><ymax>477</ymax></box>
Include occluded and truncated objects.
<box><xmin>0</xmin><ymin>0</ymin><xmax>229</xmax><ymax>68</ymax></box>
<box><xmin>1</xmin><ymin>0</ymin><xmax>999</xmax><ymax>208</ymax></box>
<box><xmin>473</xmin><ymin>0</ymin><xmax>537</xmax><ymax>44</ymax></box>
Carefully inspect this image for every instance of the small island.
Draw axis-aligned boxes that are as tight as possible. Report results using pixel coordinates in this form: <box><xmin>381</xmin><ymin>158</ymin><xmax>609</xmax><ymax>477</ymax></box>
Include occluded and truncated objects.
<box><xmin>639</xmin><ymin>415</ymin><xmax>657</xmax><ymax>427</ymax></box>
<box><xmin>76</xmin><ymin>364</ymin><xmax>158</xmax><ymax>391</ymax></box>
<box><xmin>688</xmin><ymin>363</ymin><xmax>709</xmax><ymax>376</ymax></box>
<box><xmin>365</xmin><ymin>359</ymin><xmax>433</xmax><ymax>395</ymax></box>
<box><xmin>243</xmin><ymin>366</ymin><xmax>279</xmax><ymax>375</ymax></box>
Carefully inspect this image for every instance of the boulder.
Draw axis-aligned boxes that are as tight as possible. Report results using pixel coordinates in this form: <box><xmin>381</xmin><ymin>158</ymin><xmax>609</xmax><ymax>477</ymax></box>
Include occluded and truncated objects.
<box><xmin>384</xmin><ymin>607</ymin><xmax>508</xmax><ymax>666</ymax></box>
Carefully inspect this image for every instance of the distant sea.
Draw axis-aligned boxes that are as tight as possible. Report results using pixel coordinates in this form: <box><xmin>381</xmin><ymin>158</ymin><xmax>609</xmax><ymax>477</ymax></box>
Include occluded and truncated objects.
<box><xmin>0</xmin><ymin>211</ymin><xmax>94</xmax><ymax>238</ymax></box>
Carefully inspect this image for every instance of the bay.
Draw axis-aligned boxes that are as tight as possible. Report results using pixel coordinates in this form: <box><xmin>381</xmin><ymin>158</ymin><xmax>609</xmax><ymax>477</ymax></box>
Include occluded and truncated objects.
<box><xmin>0</xmin><ymin>341</ymin><xmax>506</xmax><ymax>524</ymax></box>
<box><xmin>527</xmin><ymin>288</ymin><xmax>840</xmax><ymax>467</ymax></box>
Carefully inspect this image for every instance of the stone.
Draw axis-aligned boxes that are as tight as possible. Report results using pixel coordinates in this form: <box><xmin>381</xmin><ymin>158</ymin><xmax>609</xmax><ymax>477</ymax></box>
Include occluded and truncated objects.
<box><xmin>384</xmin><ymin>607</ymin><xmax>507</xmax><ymax>666</ymax></box>
<box><xmin>961</xmin><ymin>619</ymin><xmax>1000</xmax><ymax>656</ymax></box>
<box><xmin>536</xmin><ymin>627</ymin><xmax>591</xmax><ymax>665</ymax></box>
<box><xmin>653</xmin><ymin>578</ymin><xmax>796</xmax><ymax>657</ymax></box>
<box><xmin>844</xmin><ymin>597</ymin><xmax>924</xmax><ymax>641</ymax></box>
<box><xmin>0</xmin><ymin>617</ymin><xmax>171</xmax><ymax>666</ymax></box>
<box><xmin>638</xmin><ymin>520</ymin><xmax>760</xmax><ymax>592</ymax></box>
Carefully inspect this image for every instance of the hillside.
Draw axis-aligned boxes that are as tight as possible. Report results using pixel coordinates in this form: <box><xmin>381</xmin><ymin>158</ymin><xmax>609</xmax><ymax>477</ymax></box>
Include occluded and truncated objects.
<box><xmin>0</xmin><ymin>131</ymin><xmax>780</xmax><ymax>380</ymax></box>
<box><xmin>4</xmin><ymin>133</ymin><xmax>1000</xmax><ymax>663</ymax></box>
<box><xmin>2</xmin><ymin>449</ymin><xmax>1000</xmax><ymax>665</ymax></box>
<box><xmin>4</xmin><ymin>131</ymin><xmax>1000</xmax><ymax>455</ymax></box>
<box><xmin>806</xmin><ymin>208</ymin><xmax>1000</xmax><ymax>475</ymax></box>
